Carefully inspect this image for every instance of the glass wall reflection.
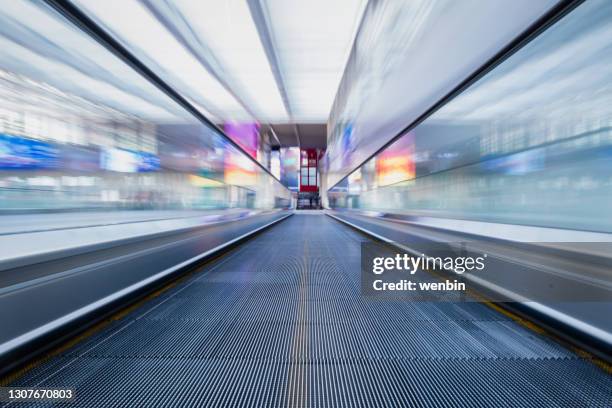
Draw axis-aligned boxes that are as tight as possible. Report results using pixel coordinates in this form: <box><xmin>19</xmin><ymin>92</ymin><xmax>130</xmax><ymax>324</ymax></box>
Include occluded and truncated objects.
<box><xmin>329</xmin><ymin>0</ymin><xmax>612</xmax><ymax>233</ymax></box>
<box><xmin>0</xmin><ymin>1</ymin><xmax>290</xmax><ymax>215</ymax></box>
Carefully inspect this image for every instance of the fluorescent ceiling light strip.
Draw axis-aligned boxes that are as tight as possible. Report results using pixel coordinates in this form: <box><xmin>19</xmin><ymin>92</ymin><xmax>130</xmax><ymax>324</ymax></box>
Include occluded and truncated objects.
<box><xmin>167</xmin><ymin>0</ymin><xmax>288</xmax><ymax>122</ymax></box>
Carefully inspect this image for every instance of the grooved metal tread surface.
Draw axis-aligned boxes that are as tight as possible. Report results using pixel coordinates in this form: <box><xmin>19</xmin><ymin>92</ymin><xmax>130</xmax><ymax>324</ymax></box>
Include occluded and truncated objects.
<box><xmin>6</xmin><ymin>214</ymin><xmax>611</xmax><ymax>407</ymax></box>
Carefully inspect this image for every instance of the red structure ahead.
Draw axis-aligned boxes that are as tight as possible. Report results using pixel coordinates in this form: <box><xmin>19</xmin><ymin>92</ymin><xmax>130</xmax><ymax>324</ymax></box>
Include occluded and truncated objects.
<box><xmin>299</xmin><ymin>149</ymin><xmax>319</xmax><ymax>193</ymax></box>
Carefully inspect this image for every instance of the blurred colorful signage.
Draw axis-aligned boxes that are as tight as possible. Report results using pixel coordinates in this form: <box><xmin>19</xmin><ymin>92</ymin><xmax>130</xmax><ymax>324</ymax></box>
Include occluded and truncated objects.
<box><xmin>280</xmin><ymin>147</ymin><xmax>299</xmax><ymax>190</ymax></box>
<box><xmin>224</xmin><ymin>145</ymin><xmax>257</xmax><ymax>187</ymax></box>
<box><xmin>375</xmin><ymin>131</ymin><xmax>415</xmax><ymax>187</ymax></box>
<box><xmin>100</xmin><ymin>148</ymin><xmax>159</xmax><ymax>173</ymax></box>
<box><xmin>223</xmin><ymin>122</ymin><xmax>259</xmax><ymax>159</ymax></box>
<box><xmin>0</xmin><ymin>133</ymin><xmax>59</xmax><ymax>169</ymax></box>
<box><xmin>188</xmin><ymin>174</ymin><xmax>223</xmax><ymax>187</ymax></box>
<box><xmin>481</xmin><ymin>149</ymin><xmax>544</xmax><ymax>175</ymax></box>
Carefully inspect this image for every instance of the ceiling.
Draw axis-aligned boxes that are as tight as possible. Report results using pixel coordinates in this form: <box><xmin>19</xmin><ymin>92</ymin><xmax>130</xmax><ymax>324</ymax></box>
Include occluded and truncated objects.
<box><xmin>71</xmin><ymin>0</ymin><xmax>366</xmax><ymax>131</ymax></box>
<box><xmin>263</xmin><ymin>124</ymin><xmax>327</xmax><ymax>149</ymax></box>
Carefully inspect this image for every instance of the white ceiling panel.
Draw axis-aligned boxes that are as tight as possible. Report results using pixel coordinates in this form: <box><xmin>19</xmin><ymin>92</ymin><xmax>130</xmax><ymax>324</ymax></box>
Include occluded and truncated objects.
<box><xmin>261</xmin><ymin>0</ymin><xmax>367</xmax><ymax>122</ymax></box>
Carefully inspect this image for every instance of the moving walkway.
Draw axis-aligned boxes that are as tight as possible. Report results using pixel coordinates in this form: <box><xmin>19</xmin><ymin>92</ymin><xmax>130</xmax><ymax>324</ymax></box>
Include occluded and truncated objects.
<box><xmin>3</xmin><ymin>214</ymin><xmax>610</xmax><ymax>407</ymax></box>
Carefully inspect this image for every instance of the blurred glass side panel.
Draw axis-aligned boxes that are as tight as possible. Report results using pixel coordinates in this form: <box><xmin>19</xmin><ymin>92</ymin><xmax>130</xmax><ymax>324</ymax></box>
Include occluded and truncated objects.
<box><xmin>0</xmin><ymin>1</ymin><xmax>289</xmax><ymax>214</ymax></box>
<box><xmin>329</xmin><ymin>0</ymin><xmax>612</xmax><ymax>233</ymax></box>
<box><xmin>325</xmin><ymin>0</ymin><xmax>558</xmax><ymax>188</ymax></box>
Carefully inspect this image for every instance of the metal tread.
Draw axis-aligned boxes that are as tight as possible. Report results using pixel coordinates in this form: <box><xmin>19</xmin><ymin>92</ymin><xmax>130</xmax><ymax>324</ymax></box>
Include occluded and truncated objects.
<box><xmin>6</xmin><ymin>215</ymin><xmax>611</xmax><ymax>407</ymax></box>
